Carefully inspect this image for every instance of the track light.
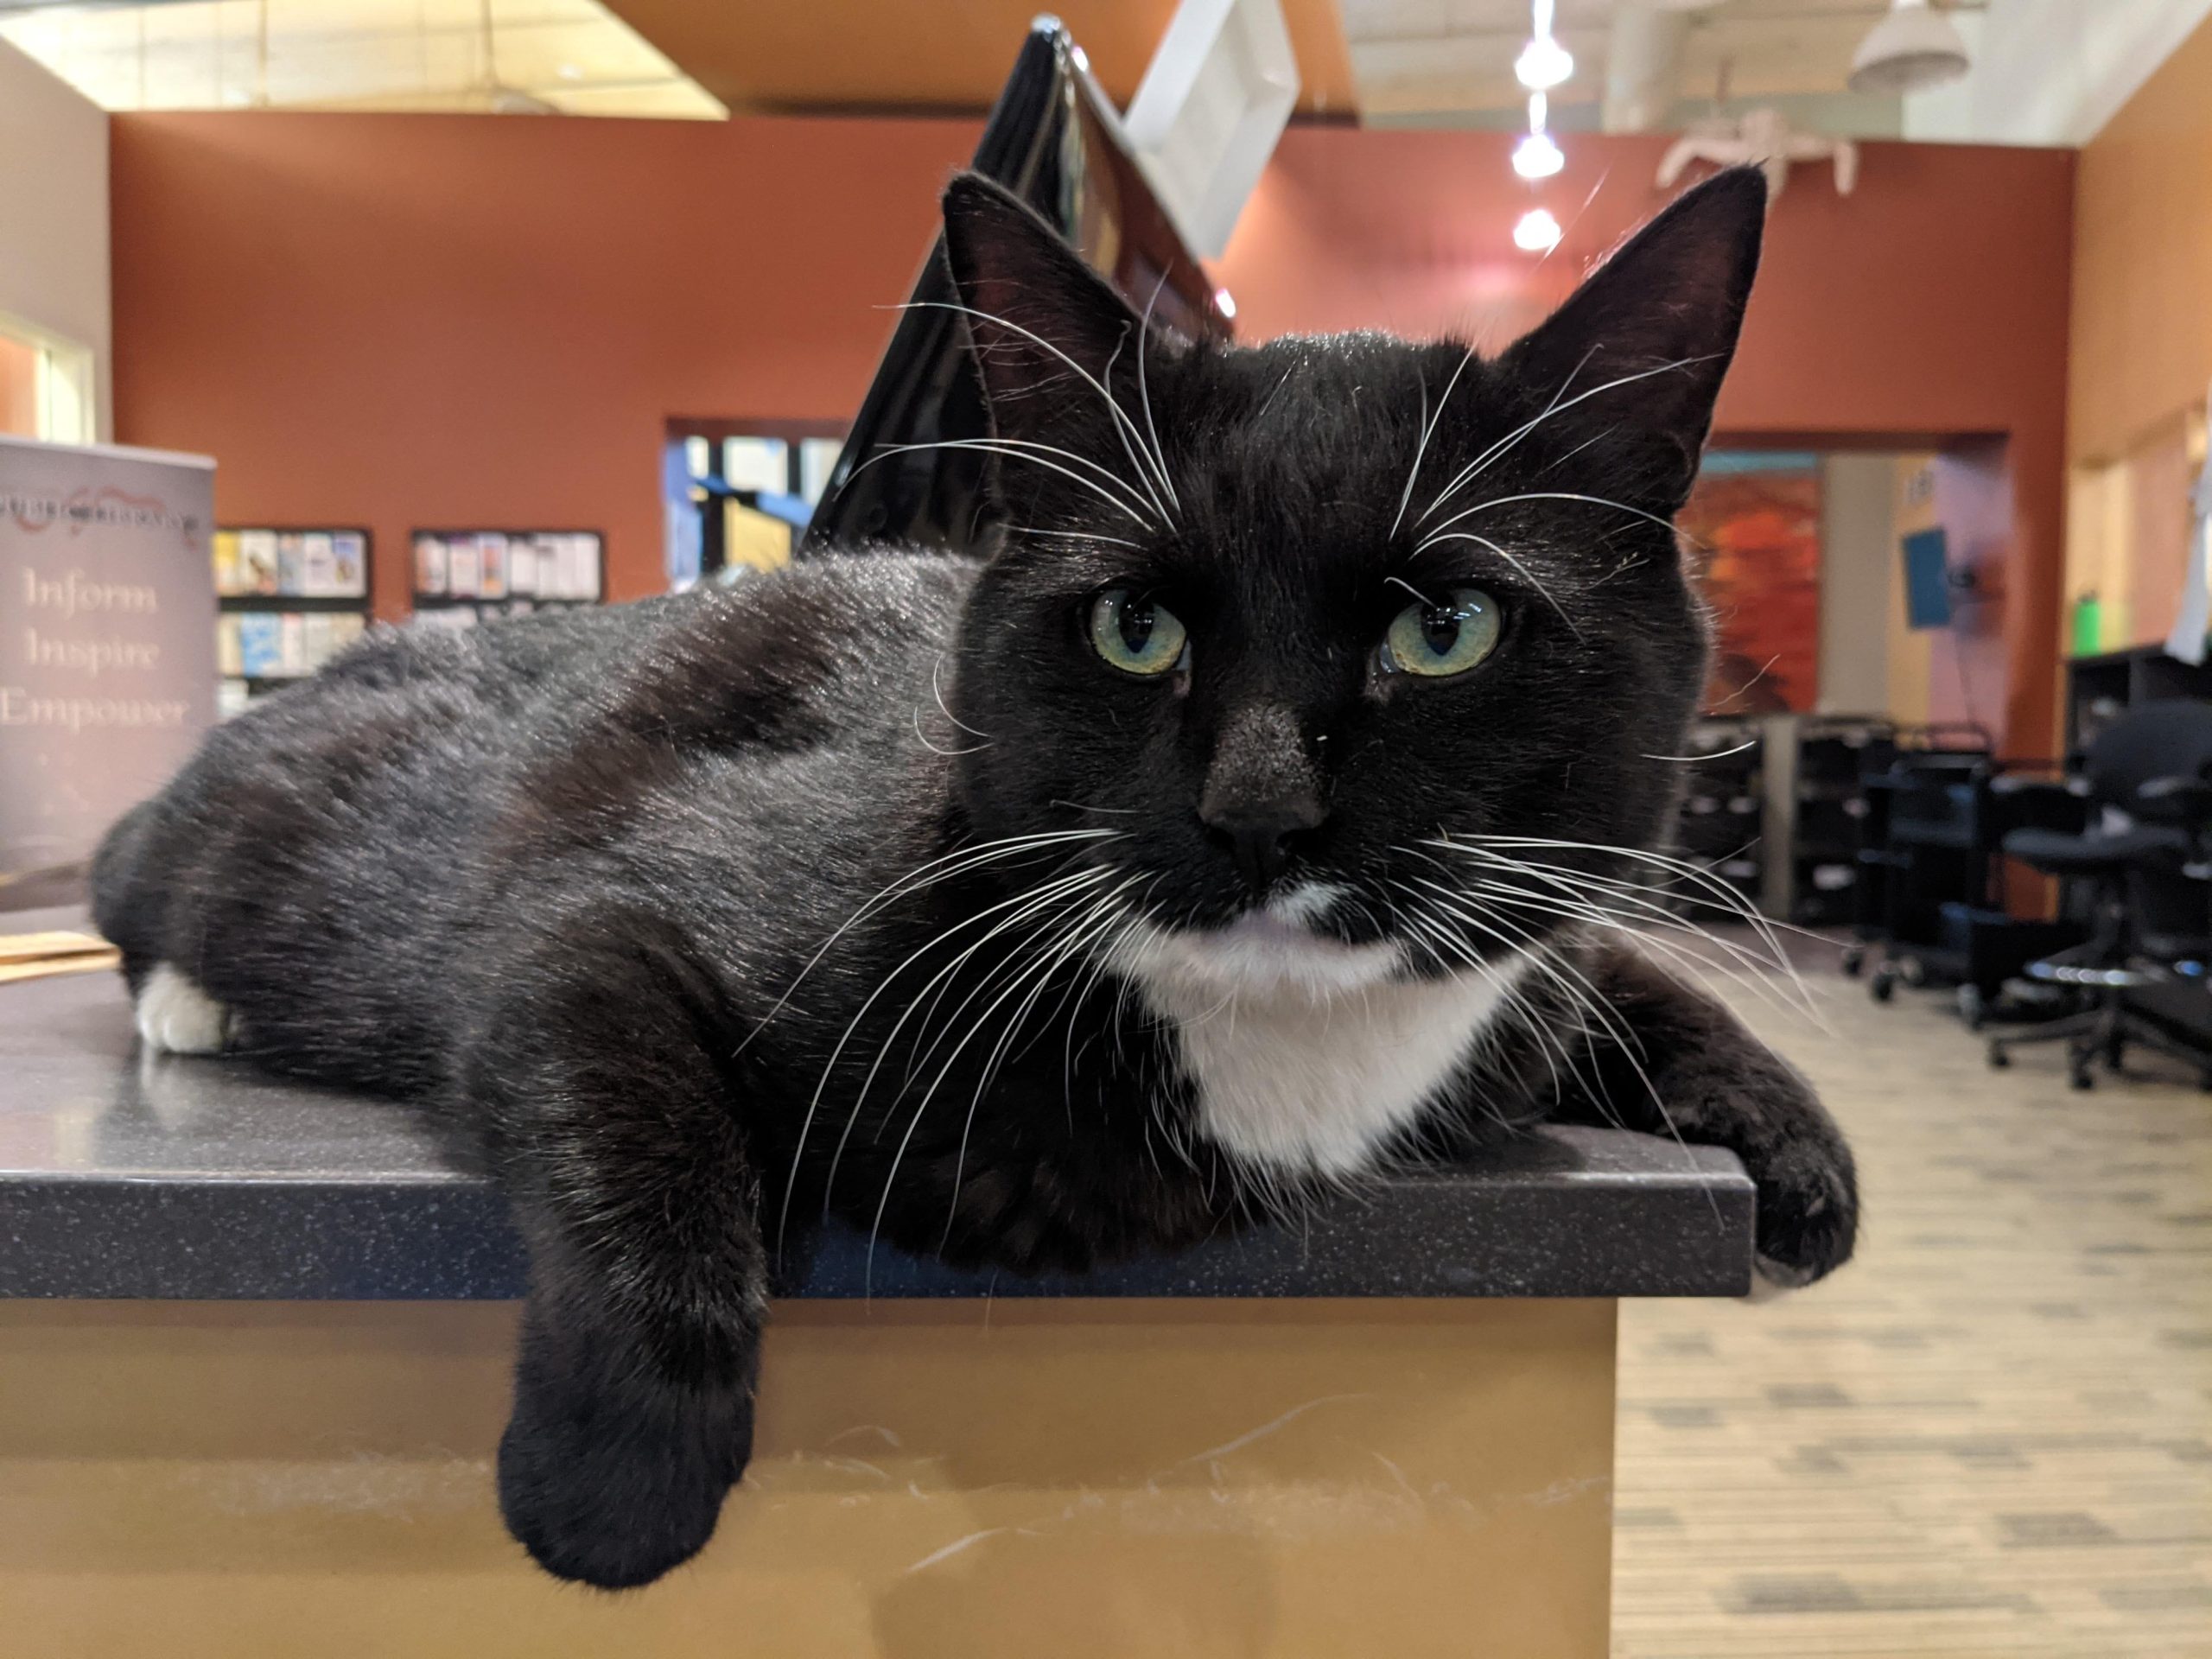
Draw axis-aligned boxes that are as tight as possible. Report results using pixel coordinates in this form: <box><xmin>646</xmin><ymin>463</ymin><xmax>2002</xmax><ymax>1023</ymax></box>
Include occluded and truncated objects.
<box><xmin>1513</xmin><ymin>130</ymin><xmax>1564</xmax><ymax>179</ymax></box>
<box><xmin>1514</xmin><ymin>208</ymin><xmax>1562</xmax><ymax>252</ymax></box>
<box><xmin>1515</xmin><ymin>34</ymin><xmax>1573</xmax><ymax>91</ymax></box>
<box><xmin>1516</xmin><ymin>0</ymin><xmax>1573</xmax><ymax>91</ymax></box>
<box><xmin>1513</xmin><ymin>92</ymin><xmax>1564</xmax><ymax>179</ymax></box>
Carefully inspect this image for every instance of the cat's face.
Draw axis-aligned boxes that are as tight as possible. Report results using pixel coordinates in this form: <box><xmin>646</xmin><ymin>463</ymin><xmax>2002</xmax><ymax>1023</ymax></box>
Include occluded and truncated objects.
<box><xmin>939</xmin><ymin>169</ymin><xmax>1765</xmax><ymax>999</ymax></box>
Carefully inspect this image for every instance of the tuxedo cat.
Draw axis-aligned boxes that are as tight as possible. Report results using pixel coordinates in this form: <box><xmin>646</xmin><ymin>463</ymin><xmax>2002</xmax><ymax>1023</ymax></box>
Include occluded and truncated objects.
<box><xmin>94</xmin><ymin>165</ymin><xmax>1855</xmax><ymax>1589</ymax></box>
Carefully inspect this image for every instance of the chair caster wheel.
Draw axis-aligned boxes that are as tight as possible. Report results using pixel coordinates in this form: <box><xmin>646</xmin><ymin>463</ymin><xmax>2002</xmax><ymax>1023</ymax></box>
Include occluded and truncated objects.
<box><xmin>1871</xmin><ymin>969</ymin><xmax>1895</xmax><ymax>1003</ymax></box>
<box><xmin>1987</xmin><ymin>1043</ymin><xmax>2010</xmax><ymax>1069</ymax></box>
<box><xmin>1840</xmin><ymin>945</ymin><xmax>1865</xmax><ymax>978</ymax></box>
<box><xmin>1956</xmin><ymin>984</ymin><xmax>1986</xmax><ymax>1031</ymax></box>
<box><xmin>2069</xmin><ymin>1067</ymin><xmax>2095</xmax><ymax>1091</ymax></box>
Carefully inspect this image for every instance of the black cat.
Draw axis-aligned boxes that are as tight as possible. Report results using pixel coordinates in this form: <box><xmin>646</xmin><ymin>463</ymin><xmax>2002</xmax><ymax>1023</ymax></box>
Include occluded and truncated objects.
<box><xmin>92</xmin><ymin>165</ymin><xmax>1854</xmax><ymax>1589</ymax></box>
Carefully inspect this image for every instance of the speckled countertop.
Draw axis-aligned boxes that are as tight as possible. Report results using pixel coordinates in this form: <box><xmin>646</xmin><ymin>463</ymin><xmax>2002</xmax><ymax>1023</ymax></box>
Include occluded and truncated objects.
<box><xmin>0</xmin><ymin>912</ymin><xmax>1756</xmax><ymax>1300</ymax></box>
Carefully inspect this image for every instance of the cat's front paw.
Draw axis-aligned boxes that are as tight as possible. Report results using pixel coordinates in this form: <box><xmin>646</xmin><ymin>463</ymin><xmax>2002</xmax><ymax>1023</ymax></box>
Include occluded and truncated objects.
<box><xmin>1745</xmin><ymin>1124</ymin><xmax>1858</xmax><ymax>1292</ymax></box>
<box><xmin>497</xmin><ymin>1355</ymin><xmax>753</xmax><ymax>1590</ymax></box>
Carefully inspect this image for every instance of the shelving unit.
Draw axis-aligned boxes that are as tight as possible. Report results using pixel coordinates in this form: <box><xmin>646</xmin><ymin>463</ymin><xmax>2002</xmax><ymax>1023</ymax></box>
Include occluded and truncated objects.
<box><xmin>2064</xmin><ymin>646</ymin><xmax>2212</xmax><ymax>752</ymax></box>
<box><xmin>410</xmin><ymin>529</ymin><xmax>605</xmax><ymax>629</ymax></box>
<box><xmin>211</xmin><ymin>526</ymin><xmax>373</xmax><ymax>716</ymax></box>
<box><xmin>1670</xmin><ymin>719</ymin><xmax>1765</xmax><ymax>911</ymax></box>
<box><xmin>1789</xmin><ymin>718</ymin><xmax>1895</xmax><ymax>927</ymax></box>
<box><xmin>1670</xmin><ymin>714</ymin><xmax>1898</xmax><ymax>925</ymax></box>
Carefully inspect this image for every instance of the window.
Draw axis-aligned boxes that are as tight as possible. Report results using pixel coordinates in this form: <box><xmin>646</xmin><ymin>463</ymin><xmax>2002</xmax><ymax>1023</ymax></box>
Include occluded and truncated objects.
<box><xmin>0</xmin><ymin>313</ymin><xmax>96</xmax><ymax>444</ymax></box>
<box><xmin>665</xmin><ymin>423</ymin><xmax>847</xmax><ymax>590</ymax></box>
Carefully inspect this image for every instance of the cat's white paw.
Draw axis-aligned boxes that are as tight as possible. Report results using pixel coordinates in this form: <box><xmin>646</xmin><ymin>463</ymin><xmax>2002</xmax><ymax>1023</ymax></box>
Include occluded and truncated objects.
<box><xmin>1744</xmin><ymin>1253</ymin><xmax>1819</xmax><ymax>1303</ymax></box>
<box><xmin>135</xmin><ymin>964</ymin><xmax>235</xmax><ymax>1055</ymax></box>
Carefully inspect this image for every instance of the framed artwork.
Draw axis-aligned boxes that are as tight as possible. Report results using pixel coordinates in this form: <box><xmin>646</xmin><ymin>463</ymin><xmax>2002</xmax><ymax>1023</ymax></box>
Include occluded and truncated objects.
<box><xmin>1681</xmin><ymin>454</ymin><xmax>1822</xmax><ymax>715</ymax></box>
<box><xmin>410</xmin><ymin>529</ymin><xmax>606</xmax><ymax>627</ymax></box>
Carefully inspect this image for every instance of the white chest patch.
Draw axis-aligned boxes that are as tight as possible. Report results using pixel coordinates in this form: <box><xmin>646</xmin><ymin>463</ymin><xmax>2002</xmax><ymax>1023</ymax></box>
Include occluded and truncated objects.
<box><xmin>1112</xmin><ymin>902</ymin><xmax>1529</xmax><ymax>1178</ymax></box>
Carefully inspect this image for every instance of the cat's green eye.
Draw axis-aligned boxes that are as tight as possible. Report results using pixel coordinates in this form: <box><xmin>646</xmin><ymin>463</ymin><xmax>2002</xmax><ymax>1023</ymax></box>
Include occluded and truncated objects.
<box><xmin>1090</xmin><ymin>588</ymin><xmax>1189</xmax><ymax>677</ymax></box>
<box><xmin>1382</xmin><ymin>587</ymin><xmax>1502</xmax><ymax>678</ymax></box>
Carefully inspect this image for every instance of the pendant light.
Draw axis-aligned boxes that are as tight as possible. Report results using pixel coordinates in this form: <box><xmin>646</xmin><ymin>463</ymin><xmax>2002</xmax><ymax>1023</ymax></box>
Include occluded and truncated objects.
<box><xmin>1848</xmin><ymin>0</ymin><xmax>1970</xmax><ymax>95</ymax></box>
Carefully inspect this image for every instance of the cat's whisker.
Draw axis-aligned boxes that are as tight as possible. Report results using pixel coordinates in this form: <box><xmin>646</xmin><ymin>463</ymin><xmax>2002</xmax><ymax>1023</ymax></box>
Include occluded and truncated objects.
<box><xmin>795</xmin><ymin>864</ymin><xmax>1106</xmax><ymax>1249</ymax></box>
<box><xmin>1070</xmin><ymin>876</ymin><xmax>1169</xmax><ymax>1145</ymax></box>
<box><xmin>1424</xmin><ymin>888</ymin><xmax>1716</xmax><ymax>1207</ymax></box>
<box><xmin>1496</xmin><ymin>853</ymin><xmax>1819</xmax><ymax>1022</ymax></box>
<box><xmin>935</xmin><ymin>876</ymin><xmax>1142</xmax><ymax>1254</ymax></box>
<box><xmin>1389</xmin><ymin>345</ymin><xmax>1476</xmax><ymax>540</ymax></box>
<box><xmin>869</xmin><ymin>875</ymin><xmax>1128</xmax><ymax>1287</ymax></box>
<box><xmin>1103</xmin><ymin>336</ymin><xmax>1176</xmax><ymax>525</ymax></box>
<box><xmin>1005</xmin><ymin>525</ymin><xmax>1144</xmax><ymax>550</ymax></box>
<box><xmin>1524</xmin><ymin>862</ymin><xmax>1807</xmax><ymax>992</ymax></box>
<box><xmin>1532</xmin><ymin>424</ymin><xmax>1619</xmax><ymax>481</ymax></box>
<box><xmin>911</xmin><ymin>706</ymin><xmax>989</xmax><ymax>757</ymax></box>
<box><xmin>1406</xmin><ymin>531</ymin><xmax>1584</xmax><ymax>640</ymax></box>
<box><xmin>1427</xmin><ymin>882</ymin><xmax>1653</xmax><ymax>1071</ymax></box>
<box><xmin>1444</xmin><ymin>875</ymin><xmax>1811</xmax><ymax>1030</ymax></box>
<box><xmin>1643</xmin><ymin>738</ymin><xmax>1758</xmax><ymax>762</ymax></box>
<box><xmin>1426</xmin><ymin>839</ymin><xmax>1778</xmax><ymax>966</ymax></box>
<box><xmin>931</xmin><ymin>655</ymin><xmax>992</xmax><ymax>741</ymax></box>
<box><xmin>1422</xmin><ymin>836</ymin><xmax>1819</xmax><ymax>1026</ymax></box>
<box><xmin>741</xmin><ymin>827</ymin><xmax>1120</xmax><ymax>1065</ymax></box>
<box><xmin>1420</xmin><ymin>891</ymin><xmax>1608</xmax><ymax>1125</ymax></box>
<box><xmin>892</xmin><ymin>300</ymin><xmax>1178</xmax><ymax>525</ymax></box>
<box><xmin>1421</xmin><ymin>833</ymin><xmax>1825</xmax><ymax>1032</ymax></box>
<box><xmin>896</xmin><ymin>861</ymin><xmax>1122</xmax><ymax>1093</ymax></box>
<box><xmin>1251</xmin><ymin>365</ymin><xmax>1298</xmax><ymax>429</ymax></box>
<box><xmin>1136</xmin><ymin>273</ymin><xmax>1180</xmax><ymax>517</ymax></box>
<box><xmin>842</xmin><ymin>863</ymin><xmax>1114</xmax><ymax>1147</ymax></box>
<box><xmin>1416</xmin><ymin>353</ymin><xmax>1711</xmax><ymax>529</ymax></box>
<box><xmin>891</xmin><ymin>842</ymin><xmax>1126</xmax><ymax>1094</ymax></box>
<box><xmin>855</xmin><ymin>438</ymin><xmax>1156</xmax><ymax>529</ymax></box>
<box><xmin>1419</xmin><ymin>489</ymin><xmax>1687</xmax><ymax>550</ymax></box>
<box><xmin>1414</xmin><ymin>343</ymin><xmax>1596</xmax><ymax>530</ymax></box>
<box><xmin>774</xmin><ymin>857</ymin><xmax>1114</xmax><ymax>1256</ymax></box>
<box><xmin>1389</xmin><ymin>899</ymin><xmax>1558</xmax><ymax>1128</ymax></box>
<box><xmin>1451</xmin><ymin>832</ymin><xmax>1804</xmax><ymax>962</ymax></box>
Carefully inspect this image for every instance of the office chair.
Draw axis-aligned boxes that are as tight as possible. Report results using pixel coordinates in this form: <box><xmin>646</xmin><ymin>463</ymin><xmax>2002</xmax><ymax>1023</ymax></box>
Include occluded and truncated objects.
<box><xmin>1986</xmin><ymin>699</ymin><xmax>2212</xmax><ymax>1089</ymax></box>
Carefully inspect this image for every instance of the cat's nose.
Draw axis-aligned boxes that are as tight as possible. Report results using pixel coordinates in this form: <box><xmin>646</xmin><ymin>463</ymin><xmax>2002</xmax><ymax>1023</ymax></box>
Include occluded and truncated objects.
<box><xmin>1200</xmin><ymin>793</ymin><xmax>1328</xmax><ymax>889</ymax></box>
<box><xmin>1199</xmin><ymin>702</ymin><xmax>1328</xmax><ymax>889</ymax></box>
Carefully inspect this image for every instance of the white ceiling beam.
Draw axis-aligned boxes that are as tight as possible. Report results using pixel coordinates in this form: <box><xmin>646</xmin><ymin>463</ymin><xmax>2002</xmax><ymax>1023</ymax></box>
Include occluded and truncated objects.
<box><xmin>1904</xmin><ymin>0</ymin><xmax>2212</xmax><ymax>145</ymax></box>
<box><xmin>1600</xmin><ymin>3</ymin><xmax>1689</xmax><ymax>133</ymax></box>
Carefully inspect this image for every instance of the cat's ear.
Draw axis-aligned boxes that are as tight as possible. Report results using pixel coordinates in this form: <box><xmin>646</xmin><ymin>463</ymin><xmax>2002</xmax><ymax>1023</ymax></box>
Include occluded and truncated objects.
<box><xmin>1499</xmin><ymin>166</ymin><xmax>1766</xmax><ymax>507</ymax></box>
<box><xmin>939</xmin><ymin>172</ymin><xmax>1149</xmax><ymax>440</ymax></box>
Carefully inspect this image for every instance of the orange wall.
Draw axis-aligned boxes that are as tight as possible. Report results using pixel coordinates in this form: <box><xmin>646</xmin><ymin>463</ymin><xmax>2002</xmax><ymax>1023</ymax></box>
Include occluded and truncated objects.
<box><xmin>111</xmin><ymin>114</ymin><xmax>2073</xmax><ymax>752</ymax></box>
<box><xmin>2069</xmin><ymin>10</ymin><xmax>2212</xmax><ymax>466</ymax></box>
<box><xmin>109</xmin><ymin>111</ymin><xmax>980</xmax><ymax>618</ymax></box>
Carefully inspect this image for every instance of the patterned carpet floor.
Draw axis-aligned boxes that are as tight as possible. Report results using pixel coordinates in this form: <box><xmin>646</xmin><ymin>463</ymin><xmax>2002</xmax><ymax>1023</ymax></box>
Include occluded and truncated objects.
<box><xmin>1613</xmin><ymin>957</ymin><xmax>2212</xmax><ymax>1656</ymax></box>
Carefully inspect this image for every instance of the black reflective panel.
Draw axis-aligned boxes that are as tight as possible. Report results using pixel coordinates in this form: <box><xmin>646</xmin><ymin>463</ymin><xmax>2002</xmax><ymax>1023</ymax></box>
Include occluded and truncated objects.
<box><xmin>799</xmin><ymin>20</ymin><xmax>1230</xmax><ymax>556</ymax></box>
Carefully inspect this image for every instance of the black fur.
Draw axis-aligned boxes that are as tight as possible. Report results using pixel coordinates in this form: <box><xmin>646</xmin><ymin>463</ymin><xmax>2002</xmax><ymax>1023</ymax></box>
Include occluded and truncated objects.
<box><xmin>93</xmin><ymin>166</ymin><xmax>1854</xmax><ymax>1588</ymax></box>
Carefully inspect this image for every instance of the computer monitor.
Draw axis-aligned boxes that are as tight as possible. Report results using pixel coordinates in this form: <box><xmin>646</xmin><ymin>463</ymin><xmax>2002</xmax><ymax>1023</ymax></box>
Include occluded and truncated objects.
<box><xmin>1902</xmin><ymin>526</ymin><xmax>1952</xmax><ymax>630</ymax></box>
<box><xmin>800</xmin><ymin>19</ymin><xmax>1231</xmax><ymax>556</ymax></box>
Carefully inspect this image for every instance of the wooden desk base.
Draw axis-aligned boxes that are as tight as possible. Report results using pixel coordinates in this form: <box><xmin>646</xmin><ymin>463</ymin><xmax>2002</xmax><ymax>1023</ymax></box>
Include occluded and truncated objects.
<box><xmin>0</xmin><ymin>1298</ymin><xmax>1616</xmax><ymax>1656</ymax></box>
